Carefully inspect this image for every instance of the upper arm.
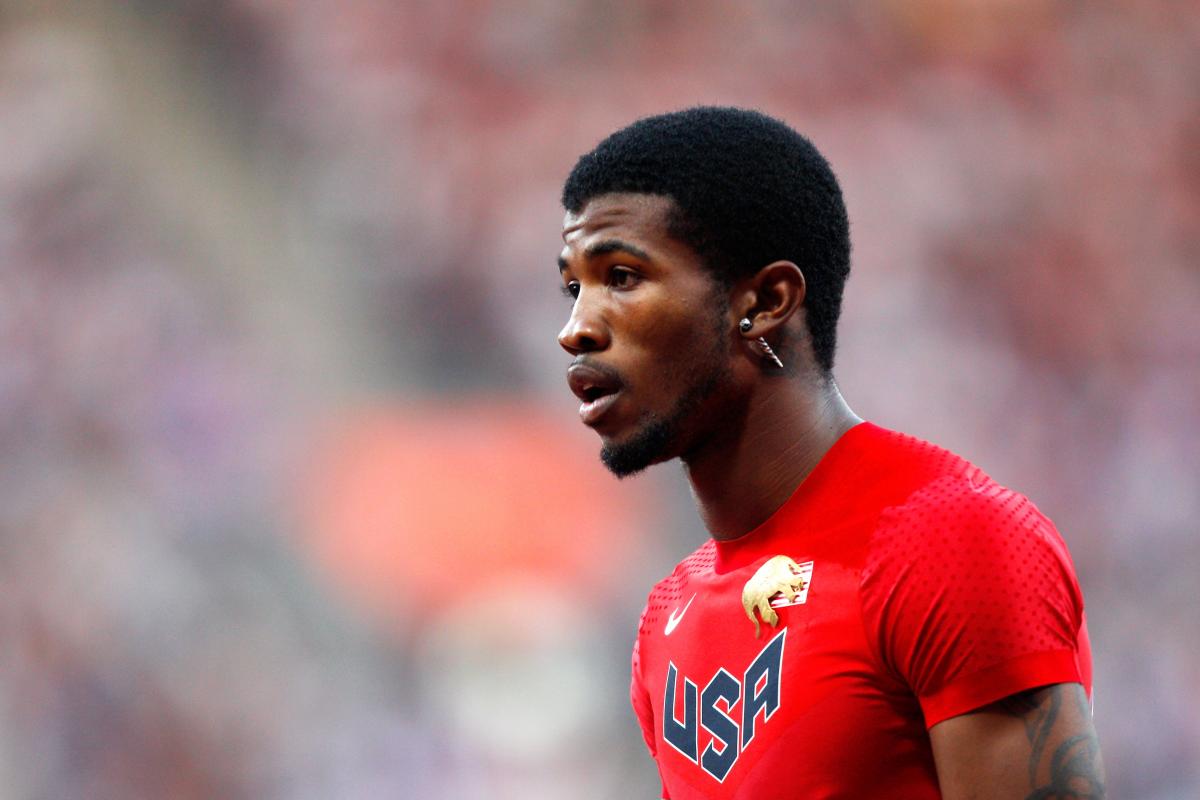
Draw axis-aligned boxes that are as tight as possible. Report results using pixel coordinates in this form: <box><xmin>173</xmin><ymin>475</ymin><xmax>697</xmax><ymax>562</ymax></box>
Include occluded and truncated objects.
<box><xmin>929</xmin><ymin>682</ymin><xmax>1105</xmax><ymax>800</ymax></box>
<box><xmin>861</xmin><ymin>478</ymin><xmax>1090</xmax><ymax>725</ymax></box>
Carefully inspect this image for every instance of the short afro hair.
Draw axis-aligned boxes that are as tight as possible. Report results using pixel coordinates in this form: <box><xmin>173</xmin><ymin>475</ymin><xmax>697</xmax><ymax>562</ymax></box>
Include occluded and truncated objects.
<box><xmin>562</xmin><ymin>106</ymin><xmax>850</xmax><ymax>374</ymax></box>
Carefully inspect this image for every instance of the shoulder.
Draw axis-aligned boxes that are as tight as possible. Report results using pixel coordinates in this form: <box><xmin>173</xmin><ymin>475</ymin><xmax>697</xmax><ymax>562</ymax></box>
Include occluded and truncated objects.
<box><xmin>833</xmin><ymin>423</ymin><xmax>978</xmax><ymax>514</ymax></box>
<box><xmin>850</xmin><ymin>425</ymin><xmax>1073</xmax><ymax>568</ymax></box>
<box><xmin>859</xmin><ymin>464</ymin><xmax>1085</xmax><ymax>670</ymax></box>
<box><xmin>851</xmin><ymin>454</ymin><xmax>1091</xmax><ymax>722</ymax></box>
<box><xmin>856</xmin><ymin>432</ymin><xmax>1084</xmax><ymax>639</ymax></box>
<box><xmin>868</xmin><ymin>467</ymin><xmax>1076</xmax><ymax>583</ymax></box>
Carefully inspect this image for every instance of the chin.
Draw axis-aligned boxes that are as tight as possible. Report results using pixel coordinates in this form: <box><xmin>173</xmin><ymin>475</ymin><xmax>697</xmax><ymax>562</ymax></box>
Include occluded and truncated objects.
<box><xmin>595</xmin><ymin>360</ymin><xmax>729</xmax><ymax>478</ymax></box>
<box><xmin>599</xmin><ymin>416</ymin><xmax>676</xmax><ymax>478</ymax></box>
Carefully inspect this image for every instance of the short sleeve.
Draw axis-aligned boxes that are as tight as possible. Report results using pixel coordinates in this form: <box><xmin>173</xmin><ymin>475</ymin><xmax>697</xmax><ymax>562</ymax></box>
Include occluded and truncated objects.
<box><xmin>860</xmin><ymin>474</ymin><xmax>1087</xmax><ymax>728</ymax></box>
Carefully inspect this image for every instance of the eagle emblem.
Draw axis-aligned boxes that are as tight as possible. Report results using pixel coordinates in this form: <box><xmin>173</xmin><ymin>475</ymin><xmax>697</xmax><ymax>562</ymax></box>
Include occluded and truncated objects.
<box><xmin>741</xmin><ymin>555</ymin><xmax>812</xmax><ymax>637</ymax></box>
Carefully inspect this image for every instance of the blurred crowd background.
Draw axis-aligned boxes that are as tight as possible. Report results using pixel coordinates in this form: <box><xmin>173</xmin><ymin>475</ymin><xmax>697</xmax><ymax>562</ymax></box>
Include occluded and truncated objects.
<box><xmin>1</xmin><ymin>1</ymin><xmax>1197</xmax><ymax>798</ymax></box>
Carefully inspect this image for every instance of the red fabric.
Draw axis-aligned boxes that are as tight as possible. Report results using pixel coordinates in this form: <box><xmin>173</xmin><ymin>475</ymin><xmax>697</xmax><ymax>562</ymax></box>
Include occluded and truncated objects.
<box><xmin>630</xmin><ymin>422</ymin><xmax>1091</xmax><ymax>799</ymax></box>
<box><xmin>919</xmin><ymin>649</ymin><xmax>1082</xmax><ymax>726</ymax></box>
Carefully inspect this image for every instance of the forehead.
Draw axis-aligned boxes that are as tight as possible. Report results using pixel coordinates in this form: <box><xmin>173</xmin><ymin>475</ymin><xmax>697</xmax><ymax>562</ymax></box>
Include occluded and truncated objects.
<box><xmin>560</xmin><ymin>192</ymin><xmax>679</xmax><ymax>253</ymax></box>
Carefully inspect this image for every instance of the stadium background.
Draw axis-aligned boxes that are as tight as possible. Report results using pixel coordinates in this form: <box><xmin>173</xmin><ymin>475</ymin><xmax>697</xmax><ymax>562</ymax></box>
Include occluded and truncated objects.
<box><xmin>1</xmin><ymin>1</ymin><xmax>1197</xmax><ymax>797</ymax></box>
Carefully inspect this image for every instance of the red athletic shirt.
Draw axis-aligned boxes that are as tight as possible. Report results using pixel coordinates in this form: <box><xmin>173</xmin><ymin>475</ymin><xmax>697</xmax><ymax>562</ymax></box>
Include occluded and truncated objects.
<box><xmin>631</xmin><ymin>422</ymin><xmax>1092</xmax><ymax>799</ymax></box>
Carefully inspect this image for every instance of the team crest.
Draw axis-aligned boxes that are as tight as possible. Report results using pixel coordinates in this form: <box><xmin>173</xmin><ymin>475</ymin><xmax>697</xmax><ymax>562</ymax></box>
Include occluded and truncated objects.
<box><xmin>741</xmin><ymin>555</ymin><xmax>813</xmax><ymax>637</ymax></box>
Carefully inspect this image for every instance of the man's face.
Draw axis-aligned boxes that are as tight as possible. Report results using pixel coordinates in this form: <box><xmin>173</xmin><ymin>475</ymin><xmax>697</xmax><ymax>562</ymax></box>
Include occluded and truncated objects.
<box><xmin>558</xmin><ymin>193</ymin><xmax>735</xmax><ymax>477</ymax></box>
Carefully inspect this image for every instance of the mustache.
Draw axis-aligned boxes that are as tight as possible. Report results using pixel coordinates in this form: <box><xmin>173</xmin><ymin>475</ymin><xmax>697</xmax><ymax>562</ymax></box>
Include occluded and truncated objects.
<box><xmin>569</xmin><ymin>356</ymin><xmax>627</xmax><ymax>388</ymax></box>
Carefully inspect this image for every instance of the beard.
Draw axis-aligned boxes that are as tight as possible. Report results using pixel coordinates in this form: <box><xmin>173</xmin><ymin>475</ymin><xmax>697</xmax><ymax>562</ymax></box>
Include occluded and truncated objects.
<box><xmin>600</xmin><ymin>350</ymin><xmax>731</xmax><ymax>479</ymax></box>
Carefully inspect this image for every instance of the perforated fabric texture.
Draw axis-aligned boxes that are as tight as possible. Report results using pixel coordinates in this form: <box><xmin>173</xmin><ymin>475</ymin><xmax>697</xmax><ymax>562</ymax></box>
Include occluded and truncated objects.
<box><xmin>860</xmin><ymin>468</ymin><xmax>1085</xmax><ymax>725</ymax></box>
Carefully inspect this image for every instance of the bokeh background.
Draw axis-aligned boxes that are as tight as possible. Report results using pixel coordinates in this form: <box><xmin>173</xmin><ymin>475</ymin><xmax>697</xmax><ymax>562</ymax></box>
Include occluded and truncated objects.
<box><xmin>2</xmin><ymin>1</ymin><xmax>1197</xmax><ymax>798</ymax></box>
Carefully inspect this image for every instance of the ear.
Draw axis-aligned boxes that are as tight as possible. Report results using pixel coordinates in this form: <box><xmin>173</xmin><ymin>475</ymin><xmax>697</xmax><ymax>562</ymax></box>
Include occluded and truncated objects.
<box><xmin>732</xmin><ymin>261</ymin><xmax>806</xmax><ymax>339</ymax></box>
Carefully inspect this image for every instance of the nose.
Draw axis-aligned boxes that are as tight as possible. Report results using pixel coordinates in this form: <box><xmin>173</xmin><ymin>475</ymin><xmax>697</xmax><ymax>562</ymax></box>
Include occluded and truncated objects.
<box><xmin>557</xmin><ymin>294</ymin><xmax>610</xmax><ymax>356</ymax></box>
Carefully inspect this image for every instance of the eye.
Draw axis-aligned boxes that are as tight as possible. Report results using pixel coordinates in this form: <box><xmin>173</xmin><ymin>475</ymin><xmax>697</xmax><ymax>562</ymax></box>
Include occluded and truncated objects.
<box><xmin>561</xmin><ymin>280</ymin><xmax>580</xmax><ymax>300</ymax></box>
<box><xmin>609</xmin><ymin>266</ymin><xmax>641</xmax><ymax>290</ymax></box>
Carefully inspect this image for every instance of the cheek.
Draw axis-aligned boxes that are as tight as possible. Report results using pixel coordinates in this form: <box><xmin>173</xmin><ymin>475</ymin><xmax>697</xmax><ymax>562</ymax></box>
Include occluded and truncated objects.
<box><xmin>641</xmin><ymin>315</ymin><xmax>724</xmax><ymax>390</ymax></box>
<box><xmin>635</xmin><ymin>289</ymin><xmax>715</xmax><ymax>348</ymax></box>
<box><xmin>615</xmin><ymin>283</ymin><xmax>727</xmax><ymax>386</ymax></box>
<box><xmin>628</xmin><ymin>314</ymin><xmax>703</xmax><ymax>380</ymax></box>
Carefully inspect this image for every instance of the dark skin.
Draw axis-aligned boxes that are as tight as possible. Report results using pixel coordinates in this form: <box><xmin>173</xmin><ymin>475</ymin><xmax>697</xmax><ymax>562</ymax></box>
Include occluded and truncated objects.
<box><xmin>557</xmin><ymin>192</ymin><xmax>859</xmax><ymax>537</ymax></box>
<box><xmin>932</xmin><ymin>683</ymin><xmax>1105</xmax><ymax>800</ymax></box>
<box><xmin>557</xmin><ymin>192</ymin><xmax>1106</xmax><ymax>799</ymax></box>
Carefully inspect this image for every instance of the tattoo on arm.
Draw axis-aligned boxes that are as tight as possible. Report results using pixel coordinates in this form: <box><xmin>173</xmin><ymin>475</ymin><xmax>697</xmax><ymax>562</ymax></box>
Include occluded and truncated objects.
<box><xmin>999</xmin><ymin>684</ymin><xmax>1105</xmax><ymax>800</ymax></box>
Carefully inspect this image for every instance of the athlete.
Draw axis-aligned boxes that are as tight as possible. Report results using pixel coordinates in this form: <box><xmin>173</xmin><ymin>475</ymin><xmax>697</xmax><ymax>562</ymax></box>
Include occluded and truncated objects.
<box><xmin>555</xmin><ymin>107</ymin><xmax>1104</xmax><ymax>799</ymax></box>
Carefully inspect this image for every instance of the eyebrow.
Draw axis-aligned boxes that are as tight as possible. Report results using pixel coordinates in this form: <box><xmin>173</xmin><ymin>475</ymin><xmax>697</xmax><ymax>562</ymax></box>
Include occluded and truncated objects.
<box><xmin>558</xmin><ymin>239</ymin><xmax>652</xmax><ymax>273</ymax></box>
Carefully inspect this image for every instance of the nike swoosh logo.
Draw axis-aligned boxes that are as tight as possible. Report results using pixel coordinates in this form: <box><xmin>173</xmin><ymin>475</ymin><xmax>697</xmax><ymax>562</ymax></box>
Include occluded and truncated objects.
<box><xmin>664</xmin><ymin>593</ymin><xmax>697</xmax><ymax>636</ymax></box>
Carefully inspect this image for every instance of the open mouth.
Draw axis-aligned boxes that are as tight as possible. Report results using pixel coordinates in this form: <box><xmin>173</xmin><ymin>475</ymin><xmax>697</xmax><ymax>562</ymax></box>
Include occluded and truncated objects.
<box><xmin>580</xmin><ymin>385</ymin><xmax>611</xmax><ymax>403</ymax></box>
<box><xmin>578</xmin><ymin>388</ymin><xmax>620</xmax><ymax>426</ymax></box>
<box><xmin>567</xmin><ymin>362</ymin><xmax>624</xmax><ymax>426</ymax></box>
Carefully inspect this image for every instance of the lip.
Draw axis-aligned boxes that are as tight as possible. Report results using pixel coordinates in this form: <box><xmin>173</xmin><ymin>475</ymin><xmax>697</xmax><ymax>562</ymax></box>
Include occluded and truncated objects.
<box><xmin>579</xmin><ymin>389</ymin><xmax>621</xmax><ymax>426</ymax></box>
<box><xmin>566</xmin><ymin>361</ymin><xmax>624</xmax><ymax>427</ymax></box>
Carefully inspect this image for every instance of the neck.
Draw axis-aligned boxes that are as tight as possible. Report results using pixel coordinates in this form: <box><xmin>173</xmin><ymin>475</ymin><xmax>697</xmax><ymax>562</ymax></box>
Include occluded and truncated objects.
<box><xmin>681</xmin><ymin>374</ymin><xmax>861</xmax><ymax>540</ymax></box>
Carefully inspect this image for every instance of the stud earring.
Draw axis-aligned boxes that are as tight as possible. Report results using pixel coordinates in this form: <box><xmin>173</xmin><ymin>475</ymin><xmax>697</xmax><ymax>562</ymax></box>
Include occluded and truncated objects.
<box><xmin>738</xmin><ymin>318</ymin><xmax>784</xmax><ymax>368</ymax></box>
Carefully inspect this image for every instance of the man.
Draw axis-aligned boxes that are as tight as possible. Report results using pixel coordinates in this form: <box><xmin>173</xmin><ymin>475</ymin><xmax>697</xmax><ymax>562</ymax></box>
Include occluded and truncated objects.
<box><xmin>555</xmin><ymin>107</ymin><xmax>1103</xmax><ymax>799</ymax></box>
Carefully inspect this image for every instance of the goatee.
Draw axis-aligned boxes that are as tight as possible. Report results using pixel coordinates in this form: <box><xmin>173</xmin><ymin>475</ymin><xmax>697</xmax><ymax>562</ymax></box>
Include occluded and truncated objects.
<box><xmin>600</xmin><ymin>363</ymin><xmax>729</xmax><ymax>478</ymax></box>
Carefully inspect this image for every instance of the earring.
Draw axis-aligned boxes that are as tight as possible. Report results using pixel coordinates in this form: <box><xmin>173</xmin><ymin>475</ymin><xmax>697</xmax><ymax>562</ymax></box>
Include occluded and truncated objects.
<box><xmin>758</xmin><ymin>339</ymin><xmax>784</xmax><ymax>369</ymax></box>
<box><xmin>739</xmin><ymin>318</ymin><xmax>784</xmax><ymax>368</ymax></box>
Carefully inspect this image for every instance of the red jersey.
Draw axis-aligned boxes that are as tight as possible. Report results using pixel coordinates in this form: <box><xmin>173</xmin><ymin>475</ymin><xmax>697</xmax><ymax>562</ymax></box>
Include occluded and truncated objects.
<box><xmin>631</xmin><ymin>422</ymin><xmax>1092</xmax><ymax>799</ymax></box>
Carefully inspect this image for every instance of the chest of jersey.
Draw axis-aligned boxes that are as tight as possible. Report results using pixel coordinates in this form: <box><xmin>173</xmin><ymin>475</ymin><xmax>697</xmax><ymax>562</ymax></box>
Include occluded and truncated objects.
<box><xmin>636</xmin><ymin>528</ymin><xmax>940</xmax><ymax>799</ymax></box>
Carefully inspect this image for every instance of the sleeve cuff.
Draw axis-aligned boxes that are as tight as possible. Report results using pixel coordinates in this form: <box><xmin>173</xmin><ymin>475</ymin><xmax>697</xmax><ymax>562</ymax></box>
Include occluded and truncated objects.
<box><xmin>920</xmin><ymin>648</ymin><xmax>1082</xmax><ymax>729</ymax></box>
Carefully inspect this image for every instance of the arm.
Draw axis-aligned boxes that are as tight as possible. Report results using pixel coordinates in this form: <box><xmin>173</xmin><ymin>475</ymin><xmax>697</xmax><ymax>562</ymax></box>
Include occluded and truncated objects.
<box><xmin>929</xmin><ymin>682</ymin><xmax>1105</xmax><ymax>800</ymax></box>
